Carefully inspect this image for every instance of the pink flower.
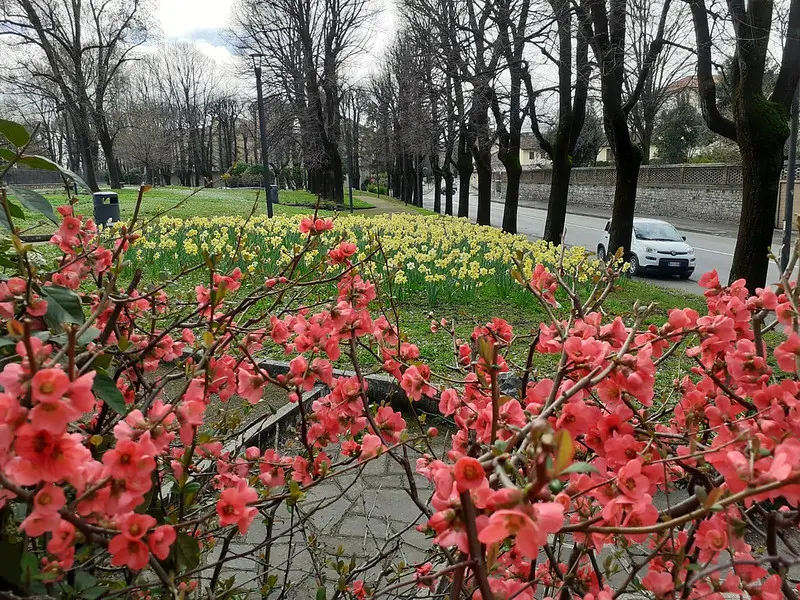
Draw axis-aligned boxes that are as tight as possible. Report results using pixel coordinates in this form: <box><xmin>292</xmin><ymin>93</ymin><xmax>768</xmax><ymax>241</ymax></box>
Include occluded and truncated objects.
<box><xmin>148</xmin><ymin>525</ymin><xmax>176</xmax><ymax>560</ymax></box>
<box><xmin>478</xmin><ymin>503</ymin><xmax>564</xmax><ymax>559</ymax></box>
<box><xmin>236</xmin><ymin>365</ymin><xmax>265</xmax><ymax>404</ymax></box>
<box><xmin>454</xmin><ymin>457</ymin><xmax>485</xmax><ymax>492</ymax></box>
<box><xmin>438</xmin><ymin>389</ymin><xmax>461</xmax><ymax>416</ymax></box>
<box><xmin>9</xmin><ymin>426</ymin><xmax>90</xmax><ymax>485</ymax></box>
<box><xmin>56</xmin><ymin>216</ymin><xmax>82</xmax><ymax>243</ymax></box>
<box><xmin>109</xmin><ymin>535</ymin><xmax>150</xmax><ymax>571</ymax></box>
<box><xmin>65</xmin><ymin>371</ymin><xmax>96</xmax><ymax>413</ymax></box>
<box><xmin>7</xmin><ymin>277</ymin><xmax>26</xmax><ymax>295</ymax></box>
<box><xmin>47</xmin><ymin>519</ymin><xmax>75</xmax><ymax>555</ymax></box>
<box><xmin>216</xmin><ymin>479</ymin><xmax>258</xmax><ymax>533</ymax></box>
<box><xmin>359</xmin><ymin>434</ymin><xmax>383</xmax><ymax>461</ymax></box>
<box><xmin>400</xmin><ymin>366</ymin><xmax>428</xmax><ymax>401</ymax></box>
<box><xmin>26</xmin><ymin>296</ymin><xmax>47</xmax><ymax>317</ymax></box>
<box><xmin>20</xmin><ymin>511</ymin><xmax>61</xmax><ymax>537</ymax></box>
<box><xmin>374</xmin><ymin>406</ymin><xmax>406</xmax><ymax>443</ymax></box>
<box><xmin>117</xmin><ymin>512</ymin><xmax>156</xmax><ymax>540</ymax></box>
<box><xmin>29</xmin><ymin>398</ymin><xmax>80</xmax><ymax>433</ymax></box>
<box><xmin>103</xmin><ymin>440</ymin><xmax>156</xmax><ymax>483</ymax></box>
<box><xmin>641</xmin><ymin>570</ymin><xmax>674</xmax><ymax>597</ymax></box>
<box><xmin>30</xmin><ymin>369</ymin><xmax>70</xmax><ymax>404</ymax></box>
<box><xmin>775</xmin><ymin>333</ymin><xmax>800</xmax><ymax>373</ymax></box>
<box><xmin>696</xmin><ymin>518</ymin><xmax>729</xmax><ymax>562</ymax></box>
<box><xmin>616</xmin><ymin>459</ymin><xmax>650</xmax><ymax>500</ymax></box>
<box><xmin>33</xmin><ymin>484</ymin><xmax>66</xmax><ymax>515</ymax></box>
<box><xmin>698</xmin><ymin>269</ymin><xmax>720</xmax><ymax>289</ymax></box>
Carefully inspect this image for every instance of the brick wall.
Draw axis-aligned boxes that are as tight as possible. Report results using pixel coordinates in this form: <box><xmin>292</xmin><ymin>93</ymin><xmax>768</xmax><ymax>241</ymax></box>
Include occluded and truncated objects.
<box><xmin>513</xmin><ymin>182</ymin><xmax>743</xmax><ymax>224</ymax></box>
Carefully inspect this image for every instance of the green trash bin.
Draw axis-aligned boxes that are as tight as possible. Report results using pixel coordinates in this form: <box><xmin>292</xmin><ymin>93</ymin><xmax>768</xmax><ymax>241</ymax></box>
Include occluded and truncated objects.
<box><xmin>93</xmin><ymin>192</ymin><xmax>120</xmax><ymax>228</ymax></box>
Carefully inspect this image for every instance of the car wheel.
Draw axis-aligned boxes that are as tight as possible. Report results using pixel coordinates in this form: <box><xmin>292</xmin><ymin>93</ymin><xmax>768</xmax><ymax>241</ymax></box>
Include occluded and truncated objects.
<box><xmin>597</xmin><ymin>245</ymin><xmax>606</xmax><ymax>261</ymax></box>
<box><xmin>629</xmin><ymin>255</ymin><xmax>640</xmax><ymax>276</ymax></box>
<box><xmin>679</xmin><ymin>271</ymin><xmax>692</xmax><ymax>280</ymax></box>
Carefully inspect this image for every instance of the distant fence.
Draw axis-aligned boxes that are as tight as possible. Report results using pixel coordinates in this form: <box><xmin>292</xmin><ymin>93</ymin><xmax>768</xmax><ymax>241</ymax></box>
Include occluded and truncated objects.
<box><xmin>502</xmin><ymin>163</ymin><xmax>745</xmax><ymax>188</ymax></box>
<box><xmin>2</xmin><ymin>166</ymin><xmax>65</xmax><ymax>187</ymax></box>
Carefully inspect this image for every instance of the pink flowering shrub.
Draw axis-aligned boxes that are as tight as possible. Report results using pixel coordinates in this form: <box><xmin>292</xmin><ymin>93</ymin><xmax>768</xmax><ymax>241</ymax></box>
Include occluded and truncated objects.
<box><xmin>2</xmin><ymin>125</ymin><xmax>800</xmax><ymax>599</ymax></box>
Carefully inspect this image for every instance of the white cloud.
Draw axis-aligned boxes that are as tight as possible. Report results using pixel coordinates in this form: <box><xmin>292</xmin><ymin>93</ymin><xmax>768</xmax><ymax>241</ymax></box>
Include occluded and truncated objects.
<box><xmin>192</xmin><ymin>40</ymin><xmax>236</xmax><ymax>65</ymax></box>
<box><xmin>156</xmin><ymin>0</ymin><xmax>235</xmax><ymax>38</ymax></box>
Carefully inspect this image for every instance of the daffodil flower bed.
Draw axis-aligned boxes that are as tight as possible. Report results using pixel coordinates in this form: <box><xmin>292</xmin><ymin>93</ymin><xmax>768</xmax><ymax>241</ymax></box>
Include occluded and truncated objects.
<box><xmin>129</xmin><ymin>213</ymin><xmax>602</xmax><ymax>304</ymax></box>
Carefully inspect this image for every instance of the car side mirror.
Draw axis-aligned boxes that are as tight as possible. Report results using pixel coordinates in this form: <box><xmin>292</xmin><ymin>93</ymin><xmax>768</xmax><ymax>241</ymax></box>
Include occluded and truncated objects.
<box><xmin>682</xmin><ymin>236</ymin><xmax>687</xmax><ymax>241</ymax></box>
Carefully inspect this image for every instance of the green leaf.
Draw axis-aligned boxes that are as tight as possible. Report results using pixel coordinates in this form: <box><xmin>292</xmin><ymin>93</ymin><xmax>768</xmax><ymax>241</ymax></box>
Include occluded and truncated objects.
<box><xmin>16</xmin><ymin>156</ymin><xmax>58</xmax><ymax>171</ymax></box>
<box><xmin>77</xmin><ymin>326</ymin><xmax>101</xmax><ymax>346</ymax></box>
<box><xmin>175</xmin><ymin>531</ymin><xmax>200</xmax><ymax>570</ymax></box>
<box><xmin>7</xmin><ymin>201</ymin><xmax>24</xmax><ymax>220</ymax></box>
<box><xmin>316</xmin><ymin>586</ymin><xmax>327</xmax><ymax>600</ymax></box>
<box><xmin>9</xmin><ymin>186</ymin><xmax>58</xmax><ymax>224</ymax></box>
<box><xmin>74</xmin><ymin>571</ymin><xmax>97</xmax><ymax>591</ymax></box>
<box><xmin>0</xmin><ymin>119</ymin><xmax>30</xmax><ymax>148</ymax></box>
<box><xmin>559</xmin><ymin>461</ymin><xmax>598</xmax><ymax>475</ymax></box>
<box><xmin>80</xmin><ymin>587</ymin><xmax>106</xmax><ymax>600</ymax></box>
<box><xmin>20</xmin><ymin>551</ymin><xmax>38</xmax><ymax>586</ymax></box>
<box><xmin>0</xmin><ymin>208</ymin><xmax>11</xmax><ymax>231</ymax></box>
<box><xmin>0</xmin><ymin>537</ymin><xmax>25</xmax><ymax>588</ymax></box>
<box><xmin>92</xmin><ymin>372</ymin><xmax>126</xmax><ymax>415</ymax></box>
<box><xmin>41</xmin><ymin>285</ymin><xmax>85</xmax><ymax>330</ymax></box>
<box><xmin>0</xmin><ymin>148</ymin><xmax>15</xmax><ymax>161</ymax></box>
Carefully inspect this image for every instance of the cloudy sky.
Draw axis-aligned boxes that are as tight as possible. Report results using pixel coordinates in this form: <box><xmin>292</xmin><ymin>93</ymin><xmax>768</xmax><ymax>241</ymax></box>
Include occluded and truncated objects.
<box><xmin>156</xmin><ymin>0</ymin><xmax>238</xmax><ymax>62</ymax></box>
<box><xmin>156</xmin><ymin>0</ymin><xmax>396</xmax><ymax>76</ymax></box>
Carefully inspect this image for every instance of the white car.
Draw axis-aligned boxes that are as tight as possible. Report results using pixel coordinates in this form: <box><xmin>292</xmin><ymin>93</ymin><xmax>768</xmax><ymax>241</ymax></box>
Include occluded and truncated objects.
<box><xmin>597</xmin><ymin>218</ymin><xmax>696</xmax><ymax>279</ymax></box>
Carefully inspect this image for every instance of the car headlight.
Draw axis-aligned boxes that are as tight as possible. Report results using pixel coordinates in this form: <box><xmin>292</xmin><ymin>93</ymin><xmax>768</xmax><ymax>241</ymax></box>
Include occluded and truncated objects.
<box><xmin>645</xmin><ymin>247</ymin><xmax>655</xmax><ymax>253</ymax></box>
<box><xmin>687</xmin><ymin>247</ymin><xmax>694</xmax><ymax>255</ymax></box>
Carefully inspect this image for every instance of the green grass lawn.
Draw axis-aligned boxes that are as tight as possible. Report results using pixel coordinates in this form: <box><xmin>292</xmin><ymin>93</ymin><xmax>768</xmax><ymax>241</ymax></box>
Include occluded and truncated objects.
<box><xmin>10</xmin><ymin>186</ymin><xmax>376</xmax><ymax>234</ymax></box>
<box><xmin>11</xmin><ymin>182</ymin><xmax>707</xmax><ymax>405</ymax></box>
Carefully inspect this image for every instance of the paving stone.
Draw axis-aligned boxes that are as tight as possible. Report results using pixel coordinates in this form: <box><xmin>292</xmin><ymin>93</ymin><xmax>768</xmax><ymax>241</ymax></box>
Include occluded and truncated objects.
<box><xmin>353</xmin><ymin>488</ymin><xmax>429</xmax><ymax>523</ymax></box>
<box><xmin>652</xmin><ymin>487</ymin><xmax>692</xmax><ymax>511</ymax></box>
<box><xmin>362</xmin><ymin>453</ymin><xmax>390</xmax><ymax>475</ymax></box>
<box><xmin>328</xmin><ymin>534</ymin><xmax>382</xmax><ymax>558</ymax></box>
<box><xmin>303</xmin><ymin>491</ymin><xmax>354</xmax><ymax>534</ymax></box>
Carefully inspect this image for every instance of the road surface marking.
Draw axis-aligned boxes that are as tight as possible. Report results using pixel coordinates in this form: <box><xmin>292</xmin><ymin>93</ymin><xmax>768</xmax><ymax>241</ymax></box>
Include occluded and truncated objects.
<box><xmin>693</xmin><ymin>247</ymin><xmax>733</xmax><ymax>256</ymax></box>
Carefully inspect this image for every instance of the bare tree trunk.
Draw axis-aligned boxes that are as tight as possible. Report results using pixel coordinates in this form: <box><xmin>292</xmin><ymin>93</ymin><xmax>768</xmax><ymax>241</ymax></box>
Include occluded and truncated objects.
<box><xmin>544</xmin><ymin>157</ymin><xmax>572</xmax><ymax>243</ymax></box>
<box><xmin>474</xmin><ymin>148</ymin><xmax>492</xmax><ymax>225</ymax></box>
<box><xmin>499</xmin><ymin>131</ymin><xmax>521</xmax><ymax>233</ymax></box>
<box><xmin>74</xmin><ymin>111</ymin><xmax>99</xmax><ymax>192</ymax></box>
<box><xmin>431</xmin><ymin>154</ymin><xmax>443</xmax><ymax>214</ymax></box>
<box><xmin>607</xmin><ymin>150</ymin><xmax>642</xmax><ymax>259</ymax></box>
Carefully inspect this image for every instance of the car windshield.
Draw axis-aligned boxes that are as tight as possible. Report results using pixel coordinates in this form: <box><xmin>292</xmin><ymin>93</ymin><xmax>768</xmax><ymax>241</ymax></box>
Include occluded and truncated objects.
<box><xmin>634</xmin><ymin>222</ymin><xmax>682</xmax><ymax>241</ymax></box>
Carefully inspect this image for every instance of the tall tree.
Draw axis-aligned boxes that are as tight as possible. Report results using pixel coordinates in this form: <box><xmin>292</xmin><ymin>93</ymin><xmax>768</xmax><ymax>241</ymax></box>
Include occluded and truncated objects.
<box><xmin>0</xmin><ymin>0</ymin><xmax>149</xmax><ymax>190</ymax></box>
<box><xmin>232</xmin><ymin>0</ymin><xmax>372</xmax><ymax>205</ymax></box>
<box><xmin>690</xmin><ymin>0</ymin><xmax>800</xmax><ymax>289</ymax></box>
<box><xmin>576</xmin><ymin>0</ymin><xmax>673</xmax><ymax>261</ymax></box>
<box><xmin>624</xmin><ymin>0</ymin><xmax>691</xmax><ymax>164</ymax></box>
<box><xmin>527</xmin><ymin>0</ymin><xmax>591</xmax><ymax>243</ymax></box>
<box><xmin>491</xmin><ymin>0</ymin><xmax>535</xmax><ymax>234</ymax></box>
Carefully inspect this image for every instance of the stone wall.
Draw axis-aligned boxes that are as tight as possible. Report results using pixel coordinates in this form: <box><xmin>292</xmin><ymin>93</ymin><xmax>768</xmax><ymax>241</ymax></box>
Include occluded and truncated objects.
<box><xmin>511</xmin><ymin>182</ymin><xmax>743</xmax><ymax>225</ymax></box>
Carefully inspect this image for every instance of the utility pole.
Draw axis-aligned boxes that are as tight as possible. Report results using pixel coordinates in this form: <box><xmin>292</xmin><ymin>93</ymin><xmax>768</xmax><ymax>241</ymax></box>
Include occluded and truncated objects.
<box><xmin>347</xmin><ymin>98</ymin><xmax>354</xmax><ymax>214</ymax></box>
<box><xmin>782</xmin><ymin>88</ymin><xmax>799</xmax><ymax>272</ymax></box>
<box><xmin>252</xmin><ymin>56</ymin><xmax>274</xmax><ymax>218</ymax></box>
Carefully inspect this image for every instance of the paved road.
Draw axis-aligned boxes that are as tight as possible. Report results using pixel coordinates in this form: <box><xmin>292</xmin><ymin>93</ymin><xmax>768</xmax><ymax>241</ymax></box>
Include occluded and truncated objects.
<box><xmin>422</xmin><ymin>188</ymin><xmax>796</xmax><ymax>294</ymax></box>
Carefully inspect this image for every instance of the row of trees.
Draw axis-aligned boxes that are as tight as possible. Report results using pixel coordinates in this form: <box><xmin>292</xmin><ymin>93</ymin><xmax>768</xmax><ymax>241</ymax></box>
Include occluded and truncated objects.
<box><xmin>0</xmin><ymin>0</ymin><xmax>301</xmax><ymax>190</ymax></box>
<box><xmin>356</xmin><ymin>0</ymin><xmax>800</xmax><ymax>290</ymax></box>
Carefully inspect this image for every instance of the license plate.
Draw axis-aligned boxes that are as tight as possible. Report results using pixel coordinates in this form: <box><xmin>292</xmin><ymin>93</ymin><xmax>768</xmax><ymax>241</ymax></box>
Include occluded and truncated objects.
<box><xmin>668</xmin><ymin>261</ymin><xmax>681</xmax><ymax>267</ymax></box>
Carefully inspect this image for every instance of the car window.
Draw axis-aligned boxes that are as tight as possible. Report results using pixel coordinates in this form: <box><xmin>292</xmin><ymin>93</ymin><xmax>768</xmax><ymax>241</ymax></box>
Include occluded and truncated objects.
<box><xmin>604</xmin><ymin>221</ymin><xmax>610</xmax><ymax>233</ymax></box>
<box><xmin>633</xmin><ymin>222</ymin><xmax>683</xmax><ymax>241</ymax></box>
